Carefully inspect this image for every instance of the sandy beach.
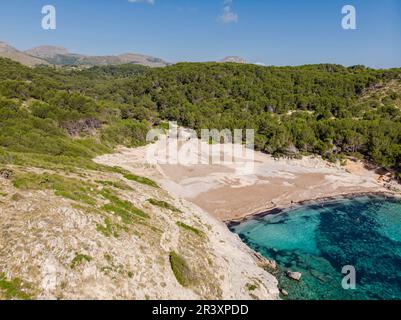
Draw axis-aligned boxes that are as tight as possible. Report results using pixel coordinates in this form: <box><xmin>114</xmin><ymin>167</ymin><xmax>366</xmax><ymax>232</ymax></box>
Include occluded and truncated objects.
<box><xmin>95</xmin><ymin>129</ymin><xmax>400</xmax><ymax>222</ymax></box>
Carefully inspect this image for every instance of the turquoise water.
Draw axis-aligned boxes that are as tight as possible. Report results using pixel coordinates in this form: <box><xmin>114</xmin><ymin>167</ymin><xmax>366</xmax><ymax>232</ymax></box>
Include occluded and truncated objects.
<box><xmin>229</xmin><ymin>196</ymin><xmax>401</xmax><ymax>300</ymax></box>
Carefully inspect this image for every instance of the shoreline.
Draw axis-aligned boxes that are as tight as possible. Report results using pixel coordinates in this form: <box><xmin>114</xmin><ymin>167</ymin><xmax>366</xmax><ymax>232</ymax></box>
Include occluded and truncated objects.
<box><xmin>94</xmin><ymin>141</ymin><xmax>401</xmax><ymax>224</ymax></box>
<box><xmin>226</xmin><ymin>190</ymin><xmax>401</xmax><ymax>227</ymax></box>
<box><xmin>93</xmin><ymin>143</ymin><xmax>401</xmax><ymax>300</ymax></box>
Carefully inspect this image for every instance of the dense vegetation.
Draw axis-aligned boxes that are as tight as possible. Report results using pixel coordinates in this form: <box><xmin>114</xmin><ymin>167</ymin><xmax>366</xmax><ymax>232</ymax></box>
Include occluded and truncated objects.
<box><xmin>0</xmin><ymin>57</ymin><xmax>400</xmax><ymax>177</ymax></box>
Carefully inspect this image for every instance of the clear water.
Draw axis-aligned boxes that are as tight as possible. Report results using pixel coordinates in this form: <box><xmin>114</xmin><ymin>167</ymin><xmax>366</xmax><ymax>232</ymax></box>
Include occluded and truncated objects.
<box><xmin>229</xmin><ymin>196</ymin><xmax>401</xmax><ymax>300</ymax></box>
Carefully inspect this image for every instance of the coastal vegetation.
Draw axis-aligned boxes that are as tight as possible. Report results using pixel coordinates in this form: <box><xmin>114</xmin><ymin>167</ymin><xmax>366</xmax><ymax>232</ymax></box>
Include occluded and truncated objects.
<box><xmin>0</xmin><ymin>57</ymin><xmax>400</xmax><ymax>178</ymax></box>
<box><xmin>2</xmin><ymin>56</ymin><xmax>399</xmax><ymax>299</ymax></box>
<box><xmin>122</xmin><ymin>173</ymin><xmax>159</xmax><ymax>188</ymax></box>
<box><xmin>12</xmin><ymin>172</ymin><xmax>98</xmax><ymax>205</ymax></box>
<box><xmin>169</xmin><ymin>251</ymin><xmax>193</xmax><ymax>287</ymax></box>
<box><xmin>70</xmin><ymin>253</ymin><xmax>93</xmax><ymax>269</ymax></box>
<box><xmin>0</xmin><ymin>274</ymin><xmax>32</xmax><ymax>300</ymax></box>
<box><xmin>176</xmin><ymin>221</ymin><xmax>203</xmax><ymax>236</ymax></box>
<box><xmin>148</xmin><ymin>198</ymin><xmax>181</xmax><ymax>213</ymax></box>
<box><xmin>100</xmin><ymin>188</ymin><xmax>149</xmax><ymax>222</ymax></box>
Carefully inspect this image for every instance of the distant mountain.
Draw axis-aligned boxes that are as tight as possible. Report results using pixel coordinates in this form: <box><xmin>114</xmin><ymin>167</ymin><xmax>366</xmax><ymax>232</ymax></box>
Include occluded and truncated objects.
<box><xmin>25</xmin><ymin>45</ymin><xmax>168</xmax><ymax>68</ymax></box>
<box><xmin>221</xmin><ymin>56</ymin><xmax>247</xmax><ymax>64</ymax></box>
<box><xmin>0</xmin><ymin>42</ymin><xmax>48</xmax><ymax>66</ymax></box>
<box><xmin>25</xmin><ymin>45</ymin><xmax>69</xmax><ymax>59</ymax></box>
<box><xmin>0</xmin><ymin>42</ymin><xmax>168</xmax><ymax>68</ymax></box>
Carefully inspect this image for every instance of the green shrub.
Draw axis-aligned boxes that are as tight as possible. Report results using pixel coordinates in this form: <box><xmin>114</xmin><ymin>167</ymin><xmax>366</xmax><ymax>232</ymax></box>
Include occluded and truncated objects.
<box><xmin>101</xmin><ymin>188</ymin><xmax>148</xmax><ymax>223</ymax></box>
<box><xmin>169</xmin><ymin>251</ymin><xmax>193</xmax><ymax>287</ymax></box>
<box><xmin>12</xmin><ymin>172</ymin><xmax>97</xmax><ymax>205</ymax></box>
<box><xmin>246</xmin><ymin>283</ymin><xmax>258</xmax><ymax>291</ymax></box>
<box><xmin>109</xmin><ymin>167</ymin><xmax>159</xmax><ymax>188</ymax></box>
<box><xmin>147</xmin><ymin>198</ymin><xmax>181</xmax><ymax>212</ymax></box>
<box><xmin>0</xmin><ymin>274</ymin><xmax>32</xmax><ymax>300</ymax></box>
<box><xmin>0</xmin><ymin>149</ymin><xmax>108</xmax><ymax>172</ymax></box>
<box><xmin>123</xmin><ymin>173</ymin><xmax>159</xmax><ymax>188</ymax></box>
<box><xmin>101</xmin><ymin>119</ymin><xmax>150</xmax><ymax>147</ymax></box>
<box><xmin>176</xmin><ymin>222</ymin><xmax>203</xmax><ymax>236</ymax></box>
<box><xmin>96</xmin><ymin>217</ymin><xmax>124</xmax><ymax>238</ymax></box>
<box><xmin>95</xmin><ymin>180</ymin><xmax>132</xmax><ymax>190</ymax></box>
<box><xmin>70</xmin><ymin>253</ymin><xmax>92</xmax><ymax>269</ymax></box>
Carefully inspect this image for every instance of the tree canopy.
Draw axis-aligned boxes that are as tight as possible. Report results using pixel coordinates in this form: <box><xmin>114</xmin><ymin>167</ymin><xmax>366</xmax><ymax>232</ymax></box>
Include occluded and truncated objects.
<box><xmin>0</xmin><ymin>58</ymin><xmax>400</xmax><ymax>177</ymax></box>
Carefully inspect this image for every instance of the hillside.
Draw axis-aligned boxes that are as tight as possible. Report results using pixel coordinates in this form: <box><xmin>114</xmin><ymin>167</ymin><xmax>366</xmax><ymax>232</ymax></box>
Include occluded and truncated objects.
<box><xmin>75</xmin><ymin>62</ymin><xmax>401</xmax><ymax>176</ymax></box>
<box><xmin>0</xmin><ymin>42</ymin><xmax>48</xmax><ymax>67</ymax></box>
<box><xmin>0</xmin><ymin>57</ymin><xmax>281</xmax><ymax>299</ymax></box>
<box><xmin>0</xmin><ymin>159</ymin><xmax>278</xmax><ymax>299</ymax></box>
<box><xmin>25</xmin><ymin>45</ymin><xmax>169</xmax><ymax>68</ymax></box>
<box><xmin>24</xmin><ymin>45</ymin><xmax>70</xmax><ymax>59</ymax></box>
<box><xmin>358</xmin><ymin>79</ymin><xmax>401</xmax><ymax>110</ymax></box>
<box><xmin>0</xmin><ymin>42</ymin><xmax>168</xmax><ymax>68</ymax></box>
<box><xmin>0</xmin><ymin>58</ymin><xmax>400</xmax><ymax>174</ymax></box>
<box><xmin>0</xmin><ymin>57</ymin><xmax>400</xmax><ymax>299</ymax></box>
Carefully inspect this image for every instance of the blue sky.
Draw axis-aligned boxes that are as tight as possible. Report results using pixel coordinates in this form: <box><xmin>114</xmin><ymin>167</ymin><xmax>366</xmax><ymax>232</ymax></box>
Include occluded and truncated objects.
<box><xmin>0</xmin><ymin>0</ymin><xmax>400</xmax><ymax>68</ymax></box>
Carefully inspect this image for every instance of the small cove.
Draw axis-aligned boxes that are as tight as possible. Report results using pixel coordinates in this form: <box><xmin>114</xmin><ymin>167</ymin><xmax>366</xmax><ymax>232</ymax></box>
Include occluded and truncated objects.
<box><xmin>230</xmin><ymin>195</ymin><xmax>401</xmax><ymax>300</ymax></box>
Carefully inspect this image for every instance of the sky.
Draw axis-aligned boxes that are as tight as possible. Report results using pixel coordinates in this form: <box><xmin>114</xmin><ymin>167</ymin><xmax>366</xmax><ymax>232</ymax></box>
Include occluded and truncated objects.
<box><xmin>0</xmin><ymin>0</ymin><xmax>400</xmax><ymax>68</ymax></box>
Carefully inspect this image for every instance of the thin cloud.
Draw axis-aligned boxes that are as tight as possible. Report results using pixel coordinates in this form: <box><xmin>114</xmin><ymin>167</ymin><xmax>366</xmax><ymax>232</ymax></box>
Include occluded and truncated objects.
<box><xmin>218</xmin><ymin>1</ymin><xmax>238</xmax><ymax>24</ymax></box>
<box><xmin>128</xmin><ymin>0</ymin><xmax>155</xmax><ymax>5</ymax></box>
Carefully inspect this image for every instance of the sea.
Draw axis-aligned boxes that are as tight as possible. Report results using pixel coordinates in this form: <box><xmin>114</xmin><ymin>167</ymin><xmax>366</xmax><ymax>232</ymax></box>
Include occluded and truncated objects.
<box><xmin>229</xmin><ymin>195</ymin><xmax>401</xmax><ymax>300</ymax></box>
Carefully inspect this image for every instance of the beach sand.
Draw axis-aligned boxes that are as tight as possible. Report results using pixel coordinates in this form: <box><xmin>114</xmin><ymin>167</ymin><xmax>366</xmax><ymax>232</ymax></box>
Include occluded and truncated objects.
<box><xmin>95</xmin><ymin>129</ymin><xmax>398</xmax><ymax>222</ymax></box>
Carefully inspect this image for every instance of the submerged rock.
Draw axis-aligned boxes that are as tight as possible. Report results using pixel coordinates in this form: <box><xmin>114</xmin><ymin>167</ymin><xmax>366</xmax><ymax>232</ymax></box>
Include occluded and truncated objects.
<box><xmin>260</xmin><ymin>259</ymin><xmax>277</xmax><ymax>271</ymax></box>
<box><xmin>280</xmin><ymin>289</ymin><xmax>289</xmax><ymax>297</ymax></box>
<box><xmin>286</xmin><ymin>271</ymin><xmax>302</xmax><ymax>281</ymax></box>
<box><xmin>253</xmin><ymin>252</ymin><xmax>277</xmax><ymax>270</ymax></box>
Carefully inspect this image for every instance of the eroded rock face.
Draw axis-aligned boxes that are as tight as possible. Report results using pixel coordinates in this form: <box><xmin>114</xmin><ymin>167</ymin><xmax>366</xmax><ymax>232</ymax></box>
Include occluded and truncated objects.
<box><xmin>0</xmin><ymin>165</ymin><xmax>279</xmax><ymax>300</ymax></box>
<box><xmin>253</xmin><ymin>252</ymin><xmax>277</xmax><ymax>271</ymax></box>
<box><xmin>60</xmin><ymin>118</ymin><xmax>102</xmax><ymax>136</ymax></box>
<box><xmin>0</xmin><ymin>169</ymin><xmax>13</xmax><ymax>180</ymax></box>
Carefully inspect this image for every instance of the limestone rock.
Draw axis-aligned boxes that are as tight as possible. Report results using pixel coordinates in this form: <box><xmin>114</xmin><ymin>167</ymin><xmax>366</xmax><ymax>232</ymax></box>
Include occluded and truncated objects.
<box><xmin>286</xmin><ymin>271</ymin><xmax>302</xmax><ymax>281</ymax></box>
<box><xmin>280</xmin><ymin>289</ymin><xmax>289</xmax><ymax>296</ymax></box>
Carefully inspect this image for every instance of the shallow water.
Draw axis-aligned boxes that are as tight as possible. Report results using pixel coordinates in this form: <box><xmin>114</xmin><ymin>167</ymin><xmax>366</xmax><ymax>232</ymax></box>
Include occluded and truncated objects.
<box><xmin>230</xmin><ymin>196</ymin><xmax>401</xmax><ymax>300</ymax></box>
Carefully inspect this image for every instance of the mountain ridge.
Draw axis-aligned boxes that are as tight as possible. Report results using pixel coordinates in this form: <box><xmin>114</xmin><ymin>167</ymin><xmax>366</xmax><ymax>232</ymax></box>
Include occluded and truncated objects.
<box><xmin>0</xmin><ymin>42</ymin><xmax>169</xmax><ymax>68</ymax></box>
<box><xmin>0</xmin><ymin>42</ymin><xmax>49</xmax><ymax>66</ymax></box>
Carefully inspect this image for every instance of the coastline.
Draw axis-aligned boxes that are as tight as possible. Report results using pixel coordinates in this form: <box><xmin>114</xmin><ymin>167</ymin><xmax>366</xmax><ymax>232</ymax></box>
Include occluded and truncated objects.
<box><xmin>93</xmin><ymin>141</ymin><xmax>401</xmax><ymax>300</ymax></box>
<box><xmin>225</xmin><ymin>190</ymin><xmax>401</xmax><ymax>227</ymax></box>
<box><xmin>227</xmin><ymin>188</ymin><xmax>401</xmax><ymax>301</ymax></box>
<box><xmin>93</xmin><ymin>135</ymin><xmax>401</xmax><ymax>223</ymax></box>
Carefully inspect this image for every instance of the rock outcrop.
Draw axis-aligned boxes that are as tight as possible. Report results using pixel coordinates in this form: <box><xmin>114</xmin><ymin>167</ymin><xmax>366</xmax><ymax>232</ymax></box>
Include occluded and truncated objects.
<box><xmin>286</xmin><ymin>271</ymin><xmax>302</xmax><ymax>281</ymax></box>
<box><xmin>0</xmin><ymin>161</ymin><xmax>279</xmax><ymax>300</ymax></box>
